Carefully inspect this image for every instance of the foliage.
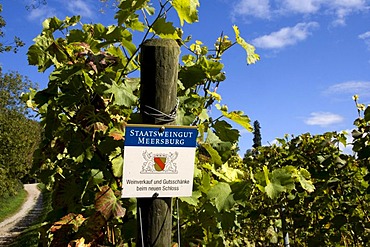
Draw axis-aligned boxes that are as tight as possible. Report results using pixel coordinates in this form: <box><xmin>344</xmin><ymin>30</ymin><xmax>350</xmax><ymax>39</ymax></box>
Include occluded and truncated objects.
<box><xmin>23</xmin><ymin>1</ymin><xmax>370</xmax><ymax>246</ymax></box>
<box><xmin>0</xmin><ymin>68</ymin><xmax>41</xmax><ymax>198</ymax></box>
<box><xmin>25</xmin><ymin>0</ymin><xmax>259</xmax><ymax>246</ymax></box>
<box><xmin>0</xmin><ymin>67</ymin><xmax>37</xmax><ymax>115</ymax></box>
<box><xmin>242</xmin><ymin>131</ymin><xmax>370</xmax><ymax>246</ymax></box>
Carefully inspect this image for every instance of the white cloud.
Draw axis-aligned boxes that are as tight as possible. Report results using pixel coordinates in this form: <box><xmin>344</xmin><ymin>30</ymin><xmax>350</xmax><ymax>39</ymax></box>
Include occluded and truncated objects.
<box><xmin>27</xmin><ymin>5</ymin><xmax>57</xmax><ymax>22</ymax></box>
<box><xmin>333</xmin><ymin>0</ymin><xmax>367</xmax><ymax>8</ymax></box>
<box><xmin>252</xmin><ymin>22</ymin><xmax>319</xmax><ymax>49</ymax></box>
<box><xmin>66</xmin><ymin>0</ymin><xmax>94</xmax><ymax>19</ymax></box>
<box><xmin>233</xmin><ymin>0</ymin><xmax>271</xmax><ymax>19</ymax></box>
<box><xmin>304</xmin><ymin>112</ymin><xmax>344</xmax><ymax>127</ymax></box>
<box><xmin>325</xmin><ymin>81</ymin><xmax>370</xmax><ymax>96</ymax></box>
<box><xmin>279</xmin><ymin>0</ymin><xmax>322</xmax><ymax>14</ymax></box>
<box><xmin>359</xmin><ymin>31</ymin><xmax>370</xmax><ymax>39</ymax></box>
<box><xmin>231</xmin><ymin>0</ymin><xmax>370</xmax><ymax>25</ymax></box>
<box><xmin>359</xmin><ymin>31</ymin><xmax>370</xmax><ymax>49</ymax></box>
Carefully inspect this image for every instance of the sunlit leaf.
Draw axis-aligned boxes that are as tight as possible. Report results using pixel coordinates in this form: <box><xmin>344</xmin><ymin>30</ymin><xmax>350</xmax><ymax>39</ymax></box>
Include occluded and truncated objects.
<box><xmin>216</xmin><ymin>104</ymin><xmax>252</xmax><ymax>131</ymax></box>
<box><xmin>201</xmin><ymin>143</ymin><xmax>223</xmax><ymax>167</ymax></box>
<box><xmin>232</xmin><ymin>25</ymin><xmax>260</xmax><ymax>65</ymax></box>
<box><xmin>172</xmin><ymin>0</ymin><xmax>200</xmax><ymax>26</ymax></box>
<box><xmin>151</xmin><ymin>17</ymin><xmax>182</xmax><ymax>39</ymax></box>
<box><xmin>109</xmin><ymin>147</ymin><xmax>123</xmax><ymax>178</ymax></box>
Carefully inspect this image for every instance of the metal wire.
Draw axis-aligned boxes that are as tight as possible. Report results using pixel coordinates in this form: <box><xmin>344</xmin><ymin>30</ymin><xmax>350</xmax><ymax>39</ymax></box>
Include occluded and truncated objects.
<box><xmin>138</xmin><ymin>206</ymin><xmax>145</xmax><ymax>247</ymax></box>
<box><xmin>176</xmin><ymin>198</ymin><xmax>181</xmax><ymax>247</ymax></box>
<box><xmin>141</xmin><ymin>99</ymin><xmax>179</xmax><ymax>123</ymax></box>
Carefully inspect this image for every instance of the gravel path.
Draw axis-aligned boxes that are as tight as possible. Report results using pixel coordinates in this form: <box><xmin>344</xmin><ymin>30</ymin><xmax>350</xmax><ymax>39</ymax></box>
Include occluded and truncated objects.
<box><xmin>0</xmin><ymin>184</ymin><xmax>43</xmax><ymax>246</ymax></box>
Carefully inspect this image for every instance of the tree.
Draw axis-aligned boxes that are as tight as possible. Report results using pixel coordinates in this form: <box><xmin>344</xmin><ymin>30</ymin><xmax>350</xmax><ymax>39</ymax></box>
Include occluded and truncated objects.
<box><xmin>0</xmin><ymin>68</ymin><xmax>41</xmax><ymax>198</ymax></box>
<box><xmin>252</xmin><ymin>120</ymin><xmax>262</xmax><ymax>148</ymax></box>
<box><xmin>243</xmin><ymin>120</ymin><xmax>262</xmax><ymax>163</ymax></box>
<box><xmin>0</xmin><ymin>4</ymin><xmax>24</xmax><ymax>53</ymax></box>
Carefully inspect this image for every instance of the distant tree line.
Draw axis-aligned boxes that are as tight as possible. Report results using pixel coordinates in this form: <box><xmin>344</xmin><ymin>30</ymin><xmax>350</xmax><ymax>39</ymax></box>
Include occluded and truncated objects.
<box><xmin>0</xmin><ymin>4</ymin><xmax>40</xmax><ymax>198</ymax></box>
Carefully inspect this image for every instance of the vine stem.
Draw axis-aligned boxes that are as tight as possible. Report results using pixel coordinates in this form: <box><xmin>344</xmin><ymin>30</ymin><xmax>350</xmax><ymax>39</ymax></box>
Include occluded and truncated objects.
<box><xmin>116</xmin><ymin>0</ymin><xmax>172</xmax><ymax>83</ymax></box>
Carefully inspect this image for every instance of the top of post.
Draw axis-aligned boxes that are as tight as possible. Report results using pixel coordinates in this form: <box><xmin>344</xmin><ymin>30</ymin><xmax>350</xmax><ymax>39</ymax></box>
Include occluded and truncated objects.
<box><xmin>142</xmin><ymin>38</ymin><xmax>179</xmax><ymax>48</ymax></box>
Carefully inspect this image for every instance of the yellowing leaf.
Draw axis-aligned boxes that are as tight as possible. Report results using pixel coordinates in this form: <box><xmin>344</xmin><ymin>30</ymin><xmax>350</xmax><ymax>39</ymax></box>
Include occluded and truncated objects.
<box><xmin>207</xmin><ymin>90</ymin><xmax>222</xmax><ymax>102</ymax></box>
<box><xmin>172</xmin><ymin>0</ymin><xmax>200</xmax><ymax>26</ymax></box>
<box><xmin>232</xmin><ymin>25</ymin><xmax>260</xmax><ymax>65</ymax></box>
<box><xmin>95</xmin><ymin>185</ymin><xmax>126</xmax><ymax>220</ymax></box>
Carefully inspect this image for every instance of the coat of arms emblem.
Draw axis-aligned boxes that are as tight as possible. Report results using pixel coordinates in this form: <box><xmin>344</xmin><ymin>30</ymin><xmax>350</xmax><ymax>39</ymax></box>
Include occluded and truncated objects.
<box><xmin>141</xmin><ymin>151</ymin><xmax>178</xmax><ymax>174</ymax></box>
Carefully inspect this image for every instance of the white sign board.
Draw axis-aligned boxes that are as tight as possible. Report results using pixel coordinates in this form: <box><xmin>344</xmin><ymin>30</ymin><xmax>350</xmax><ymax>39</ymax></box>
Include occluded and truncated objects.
<box><xmin>121</xmin><ymin>124</ymin><xmax>197</xmax><ymax>198</ymax></box>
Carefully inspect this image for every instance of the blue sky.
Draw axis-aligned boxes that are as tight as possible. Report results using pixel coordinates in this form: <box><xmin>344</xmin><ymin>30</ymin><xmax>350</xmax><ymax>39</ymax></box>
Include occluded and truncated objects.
<box><xmin>1</xmin><ymin>0</ymin><xmax>370</xmax><ymax>153</ymax></box>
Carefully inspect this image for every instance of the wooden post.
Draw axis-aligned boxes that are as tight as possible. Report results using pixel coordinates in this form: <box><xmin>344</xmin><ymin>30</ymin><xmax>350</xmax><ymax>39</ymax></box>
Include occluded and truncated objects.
<box><xmin>137</xmin><ymin>39</ymin><xmax>180</xmax><ymax>247</ymax></box>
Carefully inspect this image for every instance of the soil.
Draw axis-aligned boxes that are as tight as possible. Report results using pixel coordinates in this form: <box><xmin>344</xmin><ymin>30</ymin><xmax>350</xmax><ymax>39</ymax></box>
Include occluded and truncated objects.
<box><xmin>0</xmin><ymin>184</ymin><xmax>43</xmax><ymax>246</ymax></box>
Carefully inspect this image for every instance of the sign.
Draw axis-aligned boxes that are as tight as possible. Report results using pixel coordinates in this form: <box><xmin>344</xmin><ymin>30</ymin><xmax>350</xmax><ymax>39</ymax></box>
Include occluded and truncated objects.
<box><xmin>122</xmin><ymin>124</ymin><xmax>198</xmax><ymax>198</ymax></box>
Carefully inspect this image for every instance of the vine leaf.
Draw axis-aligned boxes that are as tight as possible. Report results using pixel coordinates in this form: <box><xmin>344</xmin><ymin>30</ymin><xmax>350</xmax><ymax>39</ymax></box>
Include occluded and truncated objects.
<box><xmin>172</xmin><ymin>0</ymin><xmax>200</xmax><ymax>26</ymax></box>
<box><xmin>296</xmin><ymin>168</ymin><xmax>315</xmax><ymax>193</ymax></box>
<box><xmin>104</xmin><ymin>80</ymin><xmax>137</xmax><ymax>107</ymax></box>
<box><xmin>179</xmin><ymin>190</ymin><xmax>202</xmax><ymax>206</ymax></box>
<box><xmin>207</xmin><ymin>182</ymin><xmax>234</xmax><ymax>212</ymax></box>
<box><xmin>232</xmin><ymin>25</ymin><xmax>260</xmax><ymax>65</ymax></box>
<box><xmin>50</xmin><ymin>213</ymin><xmax>86</xmax><ymax>233</ymax></box>
<box><xmin>264</xmin><ymin>166</ymin><xmax>295</xmax><ymax>200</ymax></box>
<box><xmin>95</xmin><ymin>185</ymin><xmax>126</xmax><ymax>220</ymax></box>
<box><xmin>109</xmin><ymin>147</ymin><xmax>123</xmax><ymax>178</ymax></box>
<box><xmin>151</xmin><ymin>17</ymin><xmax>182</xmax><ymax>39</ymax></box>
<box><xmin>115</xmin><ymin>0</ymin><xmax>149</xmax><ymax>26</ymax></box>
<box><xmin>216</xmin><ymin>104</ymin><xmax>253</xmax><ymax>132</ymax></box>
<box><xmin>201</xmin><ymin>143</ymin><xmax>223</xmax><ymax>167</ymax></box>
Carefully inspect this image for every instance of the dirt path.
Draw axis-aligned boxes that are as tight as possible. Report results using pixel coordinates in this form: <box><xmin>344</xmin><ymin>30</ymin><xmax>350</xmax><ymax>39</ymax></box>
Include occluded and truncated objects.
<box><xmin>0</xmin><ymin>184</ymin><xmax>43</xmax><ymax>246</ymax></box>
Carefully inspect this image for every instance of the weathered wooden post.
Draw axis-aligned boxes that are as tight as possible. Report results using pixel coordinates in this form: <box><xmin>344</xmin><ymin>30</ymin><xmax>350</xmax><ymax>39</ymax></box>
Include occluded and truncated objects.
<box><xmin>137</xmin><ymin>38</ymin><xmax>180</xmax><ymax>247</ymax></box>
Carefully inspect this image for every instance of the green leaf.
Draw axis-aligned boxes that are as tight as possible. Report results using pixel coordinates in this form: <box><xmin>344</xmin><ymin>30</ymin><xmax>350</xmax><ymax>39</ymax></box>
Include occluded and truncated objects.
<box><xmin>126</xmin><ymin>14</ymin><xmax>146</xmax><ymax>31</ymax></box>
<box><xmin>213</xmin><ymin>120</ymin><xmax>240</xmax><ymax>143</ymax></box>
<box><xmin>232</xmin><ymin>25</ymin><xmax>260</xmax><ymax>65</ymax></box>
<box><xmin>42</xmin><ymin>17</ymin><xmax>64</xmax><ymax>32</ymax></box>
<box><xmin>179</xmin><ymin>190</ymin><xmax>202</xmax><ymax>206</ymax></box>
<box><xmin>104</xmin><ymin>79</ymin><xmax>137</xmax><ymax>107</ymax></box>
<box><xmin>178</xmin><ymin>64</ymin><xmax>206</xmax><ymax>88</ymax></box>
<box><xmin>151</xmin><ymin>18</ymin><xmax>181</xmax><ymax>39</ymax></box>
<box><xmin>95</xmin><ymin>185</ymin><xmax>126</xmax><ymax>220</ymax></box>
<box><xmin>115</xmin><ymin>0</ymin><xmax>149</xmax><ymax>26</ymax></box>
<box><xmin>82</xmin><ymin>71</ymin><xmax>93</xmax><ymax>87</ymax></box>
<box><xmin>172</xmin><ymin>0</ymin><xmax>200</xmax><ymax>26</ymax></box>
<box><xmin>207</xmin><ymin>182</ymin><xmax>234</xmax><ymax>212</ymax></box>
<box><xmin>216</xmin><ymin>104</ymin><xmax>253</xmax><ymax>132</ymax></box>
<box><xmin>202</xmin><ymin>143</ymin><xmax>223</xmax><ymax>167</ymax></box>
<box><xmin>199</xmin><ymin>57</ymin><xmax>224</xmax><ymax>81</ymax></box>
<box><xmin>264</xmin><ymin>166</ymin><xmax>295</xmax><ymax>199</ymax></box>
<box><xmin>297</xmin><ymin>168</ymin><xmax>315</xmax><ymax>193</ymax></box>
<box><xmin>110</xmin><ymin>147</ymin><xmax>123</xmax><ymax>178</ymax></box>
<box><xmin>90</xmin><ymin>169</ymin><xmax>105</xmax><ymax>186</ymax></box>
<box><xmin>364</xmin><ymin>106</ymin><xmax>370</xmax><ymax>122</ymax></box>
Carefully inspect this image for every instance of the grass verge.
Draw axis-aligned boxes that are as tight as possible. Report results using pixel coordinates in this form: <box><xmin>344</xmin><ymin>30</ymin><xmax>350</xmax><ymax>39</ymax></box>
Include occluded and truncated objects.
<box><xmin>10</xmin><ymin>184</ymin><xmax>52</xmax><ymax>247</ymax></box>
<box><xmin>0</xmin><ymin>188</ymin><xmax>27</xmax><ymax>222</ymax></box>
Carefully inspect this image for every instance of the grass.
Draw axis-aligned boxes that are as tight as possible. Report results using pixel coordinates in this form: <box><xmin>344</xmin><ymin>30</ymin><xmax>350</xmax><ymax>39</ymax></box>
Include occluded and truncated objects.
<box><xmin>0</xmin><ymin>188</ymin><xmax>27</xmax><ymax>222</ymax></box>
